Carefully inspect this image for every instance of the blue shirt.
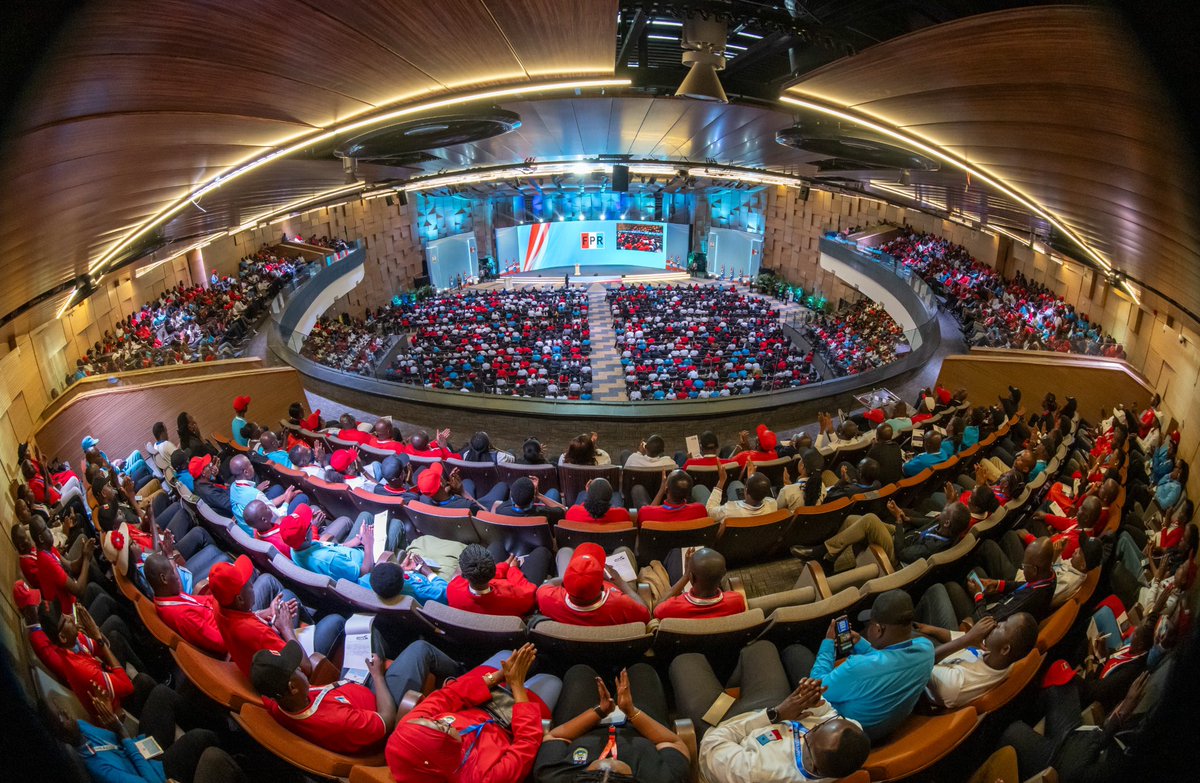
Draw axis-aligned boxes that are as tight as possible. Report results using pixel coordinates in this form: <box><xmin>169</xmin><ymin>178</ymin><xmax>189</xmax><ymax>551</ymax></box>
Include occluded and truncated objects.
<box><xmin>229</xmin><ymin>479</ymin><xmax>268</xmax><ymax>531</ymax></box>
<box><xmin>902</xmin><ymin>441</ymin><xmax>954</xmax><ymax>477</ymax></box>
<box><xmin>1151</xmin><ymin>445</ymin><xmax>1175</xmax><ymax>483</ymax></box>
<box><xmin>177</xmin><ymin>472</ymin><xmax>195</xmax><ymax>493</ymax></box>
<box><xmin>1154</xmin><ymin>476</ymin><xmax>1182</xmax><ymax>510</ymax></box>
<box><xmin>262</xmin><ymin>449</ymin><xmax>293</xmax><ymax>469</ymax></box>
<box><xmin>232</xmin><ymin>415</ymin><xmax>248</xmax><ymax>447</ymax></box>
<box><xmin>811</xmin><ymin>635</ymin><xmax>935</xmax><ymax>741</ymax></box>
<box><xmin>292</xmin><ymin>541</ymin><xmax>364</xmax><ymax>581</ymax></box>
<box><xmin>357</xmin><ymin>570</ymin><xmax>448</xmax><ymax>604</ymax></box>
<box><xmin>75</xmin><ymin>720</ymin><xmax>165</xmax><ymax>783</ymax></box>
<box><xmin>961</xmin><ymin>426</ymin><xmax>980</xmax><ymax>449</ymax></box>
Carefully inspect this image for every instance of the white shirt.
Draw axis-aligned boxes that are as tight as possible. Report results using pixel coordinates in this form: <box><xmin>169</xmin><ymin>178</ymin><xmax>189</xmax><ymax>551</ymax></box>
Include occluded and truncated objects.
<box><xmin>1052</xmin><ymin>560</ymin><xmax>1087</xmax><ymax>605</ymax></box>
<box><xmin>776</xmin><ymin>479</ymin><xmax>827</xmax><ymax>511</ymax></box>
<box><xmin>706</xmin><ymin>486</ymin><xmax>778</xmax><ymax>523</ymax></box>
<box><xmin>624</xmin><ymin>453</ymin><xmax>678</xmax><ymax>470</ymax></box>
<box><xmin>814</xmin><ymin>430</ymin><xmax>875</xmax><ymax>456</ymax></box>
<box><xmin>924</xmin><ymin>631</ymin><xmax>1008</xmax><ymax>708</ymax></box>
<box><xmin>700</xmin><ymin>703</ymin><xmax>849</xmax><ymax>783</ymax></box>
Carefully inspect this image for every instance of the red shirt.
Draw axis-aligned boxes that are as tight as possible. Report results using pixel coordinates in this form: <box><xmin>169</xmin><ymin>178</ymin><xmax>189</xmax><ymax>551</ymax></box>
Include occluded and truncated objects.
<box><xmin>258</xmin><ymin>503</ymin><xmax>312</xmax><ymax>558</ymax></box>
<box><xmin>447</xmin><ymin>563</ymin><xmax>536</xmax><ymax>616</ymax></box>
<box><xmin>264</xmin><ymin>681</ymin><xmax>386</xmax><ymax>754</ymax></box>
<box><xmin>36</xmin><ymin>549</ymin><xmax>75</xmax><ymax>613</ymax></box>
<box><xmin>535</xmin><ymin>584</ymin><xmax>651</xmax><ymax>626</ymax></box>
<box><xmin>336</xmin><ymin>428</ymin><xmax>373</xmax><ymax>445</ymax></box>
<box><xmin>732</xmin><ymin>449</ymin><xmax>777</xmax><ymax>467</ymax></box>
<box><xmin>387</xmin><ymin>671</ymin><xmax>545</xmax><ymax>783</ymax></box>
<box><xmin>19</xmin><ymin>552</ymin><xmax>40</xmax><ymax>588</ymax></box>
<box><xmin>403</xmin><ymin>444</ymin><xmax>454</xmax><ymax>460</ymax></box>
<box><xmin>215</xmin><ymin>605</ymin><xmax>286</xmax><ymax>677</ymax></box>
<box><xmin>564</xmin><ymin>505</ymin><xmax>632</xmax><ymax>524</ymax></box>
<box><xmin>653</xmin><ymin>590</ymin><xmax>747</xmax><ymax>620</ymax></box>
<box><xmin>61</xmin><ymin>646</ymin><xmax>135</xmax><ymax>720</ymax></box>
<box><xmin>636</xmin><ymin>503</ymin><xmax>707</xmax><ymax>524</ymax></box>
<box><xmin>369</xmin><ymin>438</ymin><xmax>406</xmax><ymax>455</ymax></box>
<box><xmin>27</xmin><ymin>474</ymin><xmax>61</xmax><ymax>505</ymax></box>
<box><xmin>154</xmin><ymin>592</ymin><xmax>227</xmax><ymax>656</ymax></box>
<box><xmin>28</xmin><ymin>626</ymin><xmax>96</xmax><ymax>684</ymax></box>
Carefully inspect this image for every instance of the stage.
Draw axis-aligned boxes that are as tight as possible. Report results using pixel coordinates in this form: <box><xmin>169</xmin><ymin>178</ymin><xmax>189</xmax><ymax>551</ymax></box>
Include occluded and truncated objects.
<box><xmin>502</xmin><ymin>263</ymin><xmax>690</xmax><ymax>286</ymax></box>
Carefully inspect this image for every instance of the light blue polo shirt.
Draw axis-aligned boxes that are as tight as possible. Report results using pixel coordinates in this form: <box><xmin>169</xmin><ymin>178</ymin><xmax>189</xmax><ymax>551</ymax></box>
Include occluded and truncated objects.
<box><xmin>292</xmin><ymin>541</ymin><xmax>363</xmax><ymax>581</ymax></box>
<box><xmin>811</xmin><ymin>635</ymin><xmax>935</xmax><ymax>740</ymax></box>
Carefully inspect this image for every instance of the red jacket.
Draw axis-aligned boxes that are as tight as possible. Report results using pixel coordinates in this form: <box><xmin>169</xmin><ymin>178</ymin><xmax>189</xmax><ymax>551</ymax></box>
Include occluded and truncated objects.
<box><xmin>653</xmin><ymin>590</ymin><xmax>747</xmax><ymax>620</ymax></box>
<box><xmin>386</xmin><ymin>671</ymin><xmax>545</xmax><ymax>783</ymax></box>
<box><xmin>154</xmin><ymin>592</ymin><xmax>227</xmax><ymax>656</ymax></box>
<box><xmin>447</xmin><ymin>563</ymin><xmax>537</xmax><ymax>616</ymax></box>
<box><xmin>536</xmin><ymin>584</ymin><xmax>651</xmax><ymax>626</ymax></box>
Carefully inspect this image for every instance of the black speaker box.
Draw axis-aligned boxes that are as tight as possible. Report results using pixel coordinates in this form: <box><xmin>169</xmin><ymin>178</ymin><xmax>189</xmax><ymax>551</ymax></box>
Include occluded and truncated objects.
<box><xmin>612</xmin><ymin>164</ymin><xmax>630</xmax><ymax>192</ymax></box>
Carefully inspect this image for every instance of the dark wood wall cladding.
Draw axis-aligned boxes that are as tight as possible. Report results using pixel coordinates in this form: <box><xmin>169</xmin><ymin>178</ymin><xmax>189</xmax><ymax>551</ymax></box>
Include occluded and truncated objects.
<box><xmin>35</xmin><ymin>368</ymin><xmax>307</xmax><ymax>474</ymax></box>
<box><xmin>937</xmin><ymin>352</ymin><xmax>1154</xmax><ymax>429</ymax></box>
<box><xmin>784</xmin><ymin>5</ymin><xmax>1199</xmax><ymax>317</ymax></box>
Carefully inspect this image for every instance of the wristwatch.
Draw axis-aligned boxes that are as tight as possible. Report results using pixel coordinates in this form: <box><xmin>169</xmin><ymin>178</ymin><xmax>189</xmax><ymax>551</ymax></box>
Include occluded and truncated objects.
<box><xmin>766</xmin><ymin>707</ymin><xmax>780</xmax><ymax>723</ymax></box>
<box><xmin>593</xmin><ymin>705</ymin><xmax>607</xmax><ymax>719</ymax></box>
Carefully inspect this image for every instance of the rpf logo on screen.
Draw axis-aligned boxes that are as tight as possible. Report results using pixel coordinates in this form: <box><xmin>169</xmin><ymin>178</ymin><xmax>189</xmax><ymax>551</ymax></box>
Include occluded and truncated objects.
<box><xmin>580</xmin><ymin>232</ymin><xmax>604</xmax><ymax>250</ymax></box>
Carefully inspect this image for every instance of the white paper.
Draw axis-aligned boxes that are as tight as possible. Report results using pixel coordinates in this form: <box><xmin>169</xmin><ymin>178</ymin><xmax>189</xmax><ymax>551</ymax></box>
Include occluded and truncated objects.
<box><xmin>373</xmin><ymin>511</ymin><xmax>389</xmax><ymax>554</ymax></box>
<box><xmin>606</xmin><ymin>551</ymin><xmax>637</xmax><ymax>582</ymax></box>
<box><xmin>296</xmin><ymin>624</ymin><xmax>317</xmax><ymax>657</ymax></box>
<box><xmin>924</xmin><ymin>396</ymin><xmax>936</xmax><ymax>412</ymax></box>
<box><xmin>1049</xmin><ymin>502</ymin><xmax>1066</xmax><ymax>517</ymax></box>
<box><xmin>685</xmin><ymin>435</ymin><xmax>700</xmax><ymax>459</ymax></box>
<box><xmin>600</xmin><ymin>706</ymin><xmax>626</xmax><ymax>726</ymax></box>
<box><xmin>341</xmin><ymin>613</ymin><xmax>375</xmax><ymax>684</ymax></box>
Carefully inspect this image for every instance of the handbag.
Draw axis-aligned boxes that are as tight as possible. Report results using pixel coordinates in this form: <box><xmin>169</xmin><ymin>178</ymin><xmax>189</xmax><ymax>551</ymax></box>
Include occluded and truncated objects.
<box><xmin>483</xmin><ymin>687</ymin><xmax>518</xmax><ymax>730</ymax></box>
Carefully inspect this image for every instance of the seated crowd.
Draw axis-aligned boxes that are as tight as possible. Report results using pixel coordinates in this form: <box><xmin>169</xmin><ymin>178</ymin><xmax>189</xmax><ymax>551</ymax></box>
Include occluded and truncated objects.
<box><xmin>282</xmin><ymin>233</ymin><xmax>351</xmax><ymax>253</ymax></box>
<box><xmin>303</xmin><ymin>287</ymin><xmax>594</xmax><ymax>398</ymax></box>
<box><xmin>11</xmin><ymin>374</ymin><xmax>1195</xmax><ymax>783</ymax></box>
<box><xmin>609</xmin><ymin>283</ymin><xmax>821</xmax><ymax>400</ymax></box>
<box><xmin>804</xmin><ymin>299</ymin><xmax>907</xmax><ymax>376</ymax></box>
<box><xmin>70</xmin><ymin>248</ymin><xmax>307</xmax><ymax>383</ymax></box>
<box><xmin>881</xmin><ymin>230</ymin><xmax>1126</xmax><ymax>356</ymax></box>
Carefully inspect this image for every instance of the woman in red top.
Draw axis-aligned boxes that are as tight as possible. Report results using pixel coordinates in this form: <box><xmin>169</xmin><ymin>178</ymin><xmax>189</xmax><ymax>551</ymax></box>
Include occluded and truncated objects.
<box><xmin>564</xmin><ymin>479</ymin><xmax>631</xmax><ymax>525</ymax></box>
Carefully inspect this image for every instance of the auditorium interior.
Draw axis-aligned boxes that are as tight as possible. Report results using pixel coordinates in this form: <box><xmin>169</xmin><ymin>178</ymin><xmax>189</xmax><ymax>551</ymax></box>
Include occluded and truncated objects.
<box><xmin>2</xmin><ymin>1</ymin><xmax>1198</xmax><ymax>782</ymax></box>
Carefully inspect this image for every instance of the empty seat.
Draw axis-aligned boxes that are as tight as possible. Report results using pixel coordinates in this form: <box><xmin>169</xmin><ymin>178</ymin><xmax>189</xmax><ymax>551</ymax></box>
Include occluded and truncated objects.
<box><xmin>303</xmin><ymin>476</ymin><xmax>358</xmax><ymax>520</ymax></box>
<box><xmin>747</xmin><ymin>585</ymin><xmax>818</xmax><ymax>615</ymax></box>
<box><xmin>418</xmin><ymin>600</ymin><xmax>528</xmax><ymax>653</ymax></box>
<box><xmin>825</xmin><ymin>563</ymin><xmax>881</xmax><ymax>594</ymax></box>
<box><xmin>652</xmin><ymin>609</ymin><xmax>771</xmax><ymax>661</ymax></box>
<box><xmin>234</xmin><ymin>702</ymin><xmax>385</xmax><ymax>777</ymax></box>
<box><xmin>745</xmin><ymin>456</ymin><xmax>794</xmax><ymax>489</ymax></box>
<box><xmin>767</xmin><ymin>589</ymin><xmax>863</xmax><ymax>643</ymax></box>
<box><xmin>635</xmin><ymin>517</ymin><xmax>720</xmax><ymax>566</ymax></box>
<box><xmin>787</xmin><ymin>498</ymin><xmax>852</xmax><ymax>547</ymax></box>
<box><xmin>553</xmin><ymin>519</ymin><xmax>638</xmax><ymax>554</ymax></box>
<box><xmin>472</xmin><ymin>510</ymin><xmax>554</xmax><ymax>553</ymax></box>
<box><xmin>859</xmin><ymin>560</ymin><xmax>929</xmax><ymax>599</ymax></box>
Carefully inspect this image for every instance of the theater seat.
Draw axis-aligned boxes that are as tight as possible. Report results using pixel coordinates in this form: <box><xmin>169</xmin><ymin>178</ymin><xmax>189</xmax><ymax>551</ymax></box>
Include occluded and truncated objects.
<box><xmin>862</xmin><ymin>708</ymin><xmax>978</xmax><ymax>781</ymax></box>
<box><xmin>553</xmin><ymin>518</ymin><xmax>638</xmax><ymax>554</ymax></box>
<box><xmin>113</xmin><ymin>565</ymin><xmax>142</xmax><ymax>602</ymax></box>
<box><xmin>1069</xmin><ymin>568</ymin><xmax>1101</xmax><ymax>607</ymax></box>
<box><xmin>268</xmin><ymin>552</ymin><xmax>335</xmax><ymax>600</ymax></box>
<box><xmin>825</xmin><ymin>563</ymin><xmax>881</xmax><ymax>594</ymax></box>
<box><xmin>403</xmin><ymin>499</ymin><xmax>480</xmax><ymax>544</ymax></box>
<box><xmin>227</xmin><ymin>522</ymin><xmax>278</xmax><ymax>571</ymax></box>
<box><xmin>446</xmin><ymin>457</ymin><xmax>499</xmax><ymax>497</ymax></box>
<box><xmin>234</xmin><ymin>702</ymin><xmax>386</xmax><ymax>777</ymax></box>
<box><xmin>495</xmin><ymin>462</ymin><xmax>560</xmax><ymax>495</ymax></box>
<box><xmin>714</xmin><ymin>509</ymin><xmax>793</xmax><ymax>565</ymax></box>
<box><xmin>132</xmin><ymin>594</ymin><xmax>181</xmax><ymax>650</ymax></box>
<box><xmin>968</xmin><ymin>649</ymin><xmax>1043</xmax><ymax>715</ymax></box>
<box><xmin>635</xmin><ymin>517</ymin><xmax>720</xmax><ymax>565</ymax></box>
<box><xmin>304</xmin><ymin>476</ymin><xmax>357</xmax><ymax>519</ymax></box>
<box><xmin>172</xmin><ymin>642</ymin><xmax>257</xmax><ymax>710</ymax></box>
<box><xmin>349</xmin><ymin>767</ymin><xmax>393</xmax><ymax>783</ymax></box>
<box><xmin>557</xmin><ymin>464</ymin><xmax>622</xmax><ymax>505</ymax></box>
<box><xmin>333</xmin><ymin>578</ymin><xmax>417</xmax><ymax>617</ymax></box>
<box><xmin>1037</xmin><ymin>602</ymin><xmax>1080</xmax><ymax>653</ymax></box>
<box><xmin>472</xmin><ymin>510</ymin><xmax>554</xmax><ymax>553</ymax></box>
<box><xmin>766</xmin><ymin>588</ymin><xmax>863</xmax><ymax>644</ymax></box>
<box><xmin>787</xmin><ymin>497</ymin><xmax>853</xmax><ymax>547</ymax></box>
<box><xmin>859</xmin><ymin>559</ymin><xmax>928</xmax><ymax>600</ymax></box>
<box><xmin>417</xmin><ymin>600</ymin><xmax>528</xmax><ymax>652</ymax></box>
<box><xmin>652</xmin><ymin>609</ymin><xmax>771</xmax><ymax>661</ymax></box>
<box><xmin>529</xmin><ymin>620</ymin><xmax>653</xmax><ymax>667</ymax></box>
<box><xmin>747</xmin><ymin>584</ymin><xmax>817</xmax><ymax>615</ymax></box>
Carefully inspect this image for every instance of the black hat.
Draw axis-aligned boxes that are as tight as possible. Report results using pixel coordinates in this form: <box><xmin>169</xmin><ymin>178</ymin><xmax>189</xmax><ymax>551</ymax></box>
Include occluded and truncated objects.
<box><xmin>250</xmin><ymin>640</ymin><xmax>303</xmax><ymax>697</ymax></box>
<box><xmin>380</xmin><ymin>455</ymin><xmax>405</xmax><ymax>482</ymax></box>
<box><xmin>1077</xmin><ymin>533</ymin><xmax>1104</xmax><ymax>571</ymax></box>
<box><xmin>858</xmin><ymin>589</ymin><xmax>915</xmax><ymax>626</ymax></box>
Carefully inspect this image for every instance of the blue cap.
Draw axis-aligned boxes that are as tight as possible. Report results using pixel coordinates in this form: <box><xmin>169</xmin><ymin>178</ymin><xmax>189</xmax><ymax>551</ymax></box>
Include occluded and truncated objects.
<box><xmin>81</xmin><ymin>436</ymin><xmax>99</xmax><ymax>451</ymax></box>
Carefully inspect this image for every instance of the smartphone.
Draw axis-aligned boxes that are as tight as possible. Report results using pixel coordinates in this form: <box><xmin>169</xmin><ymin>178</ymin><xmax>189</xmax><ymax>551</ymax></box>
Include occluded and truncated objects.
<box><xmin>834</xmin><ymin>614</ymin><xmax>854</xmax><ymax>658</ymax></box>
<box><xmin>968</xmin><ymin>572</ymin><xmax>985</xmax><ymax>595</ymax></box>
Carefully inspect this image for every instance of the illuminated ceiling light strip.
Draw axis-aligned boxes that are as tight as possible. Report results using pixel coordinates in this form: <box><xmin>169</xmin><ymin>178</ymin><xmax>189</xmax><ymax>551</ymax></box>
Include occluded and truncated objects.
<box><xmin>134</xmin><ymin>233</ymin><xmax>225</xmax><ymax>278</ymax></box>
<box><xmin>229</xmin><ymin>183</ymin><xmax>366</xmax><ymax>235</ymax></box>
<box><xmin>1120</xmin><ymin>279</ymin><xmax>1142</xmax><ymax>305</ymax></box>
<box><xmin>870</xmin><ymin>181</ymin><xmax>949</xmax><ymax>212</ymax></box>
<box><xmin>55</xmin><ymin>288</ymin><xmax>80</xmax><ymax>320</ymax></box>
<box><xmin>685</xmin><ymin>167</ymin><xmax>804</xmax><ymax>187</ymax></box>
<box><xmin>993</xmin><ymin>226</ymin><xmax>1033</xmax><ymax>247</ymax></box>
<box><xmin>779</xmin><ymin>95</ymin><xmax>1113</xmax><ymax>271</ymax></box>
<box><xmin>86</xmin><ymin>78</ymin><xmax>630</xmax><ymax>274</ymax></box>
<box><xmin>401</xmin><ymin>160</ymin><xmax>806</xmax><ymax>192</ymax></box>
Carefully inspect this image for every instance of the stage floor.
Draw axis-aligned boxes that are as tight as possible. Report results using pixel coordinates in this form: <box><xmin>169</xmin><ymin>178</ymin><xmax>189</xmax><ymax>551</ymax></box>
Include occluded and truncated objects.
<box><xmin>504</xmin><ymin>264</ymin><xmax>689</xmax><ymax>284</ymax></box>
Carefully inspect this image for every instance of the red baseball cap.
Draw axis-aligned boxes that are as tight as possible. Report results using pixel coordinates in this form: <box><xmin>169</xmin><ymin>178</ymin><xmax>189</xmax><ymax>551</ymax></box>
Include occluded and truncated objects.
<box><xmin>209</xmin><ymin>555</ymin><xmax>254</xmax><ymax>607</ymax></box>
<box><xmin>756</xmin><ymin>424</ymin><xmax>778</xmax><ymax>451</ymax></box>
<box><xmin>233</xmin><ymin>395</ymin><xmax>251</xmax><ymax>413</ymax></box>
<box><xmin>1041</xmin><ymin>659</ymin><xmax>1077</xmax><ymax>689</ymax></box>
<box><xmin>188</xmin><ymin>454</ymin><xmax>213</xmax><ymax>479</ymax></box>
<box><xmin>301</xmin><ymin>410</ymin><xmax>321</xmax><ymax>430</ymax></box>
<box><xmin>278</xmin><ymin>505</ymin><xmax>314</xmax><ymax>550</ymax></box>
<box><xmin>12</xmin><ymin>580</ymin><xmax>41</xmax><ymax>610</ymax></box>
<box><xmin>563</xmin><ymin>542</ymin><xmax>606</xmax><ymax>600</ymax></box>
<box><xmin>416</xmin><ymin>462</ymin><xmax>444</xmax><ymax>496</ymax></box>
<box><xmin>329</xmin><ymin>449</ymin><xmax>356</xmax><ymax>473</ymax></box>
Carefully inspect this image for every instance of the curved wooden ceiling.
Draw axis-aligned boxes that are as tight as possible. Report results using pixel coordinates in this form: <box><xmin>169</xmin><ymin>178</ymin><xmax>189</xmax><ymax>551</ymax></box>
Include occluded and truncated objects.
<box><xmin>782</xmin><ymin>5</ymin><xmax>1199</xmax><ymax>315</ymax></box>
<box><xmin>2</xmin><ymin>2</ymin><xmax>1196</xmax><ymax>325</ymax></box>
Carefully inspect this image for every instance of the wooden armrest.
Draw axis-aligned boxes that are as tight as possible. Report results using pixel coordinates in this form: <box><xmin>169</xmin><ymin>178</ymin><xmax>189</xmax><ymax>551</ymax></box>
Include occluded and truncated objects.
<box><xmin>867</xmin><ymin>543</ymin><xmax>895</xmax><ymax>575</ymax></box>
<box><xmin>806</xmin><ymin>560</ymin><xmax>833</xmax><ymax>599</ymax></box>
<box><xmin>397</xmin><ymin>689</ymin><xmax>423</xmax><ymax>718</ymax></box>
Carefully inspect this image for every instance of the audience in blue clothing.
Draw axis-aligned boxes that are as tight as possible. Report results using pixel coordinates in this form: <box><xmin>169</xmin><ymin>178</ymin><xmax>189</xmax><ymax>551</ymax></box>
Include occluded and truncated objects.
<box><xmin>902</xmin><ymin>432</ymin><xmax>955</xmax><ymax>477</ymax></box>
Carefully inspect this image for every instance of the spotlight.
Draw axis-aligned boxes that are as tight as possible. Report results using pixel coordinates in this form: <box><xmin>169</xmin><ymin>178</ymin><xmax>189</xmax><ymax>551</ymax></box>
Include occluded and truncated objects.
<box><xmin>675</xmin><ymin>18</ymin><xmax>728</xmax><ymax>103</ymax></box>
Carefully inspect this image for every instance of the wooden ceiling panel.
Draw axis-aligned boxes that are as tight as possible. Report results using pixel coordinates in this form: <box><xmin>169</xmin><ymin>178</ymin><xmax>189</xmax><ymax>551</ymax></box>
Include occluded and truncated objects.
<box><xmin>785</xmin><ymin>4</ymin><xmax>1199</xmax><ymax>316</ymax></box>
<box><xmin>483</xmin><ymin>0</ymin><xmax>618</xmax><ymax>78</ymax></box>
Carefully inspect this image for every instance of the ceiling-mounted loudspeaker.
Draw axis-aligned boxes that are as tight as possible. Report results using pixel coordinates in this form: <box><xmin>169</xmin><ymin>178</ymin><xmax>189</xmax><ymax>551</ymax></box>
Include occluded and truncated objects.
<box><xmin>676</xmin><ymin>17</ymin><xmax>728</xmax><ymax>103</ymax></box>
<box><xmin>612</xmin><ymin>164</ymin><xmax>630</xmax><ymax>193</ymax></box>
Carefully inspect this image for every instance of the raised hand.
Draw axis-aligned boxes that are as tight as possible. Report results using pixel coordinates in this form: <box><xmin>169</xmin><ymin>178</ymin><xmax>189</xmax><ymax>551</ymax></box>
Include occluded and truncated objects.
<box><xmin>90</xmin><ymin>685</ymin><xmax>124</xmax><ymax>733</ymax></box>
<box><xmin>595</xmin><ymin>677</ymin><xmax>615</xmax><ymax>716</ymax></box>
<box><xmin>614</xmin><ymin>668</ymin><xmax>635</xmax><ymax>716</ymax></box>
<box><xmin>500</xmin><ymin>643</ymin><xmax>537</xmax><ymax>688</ymax></box>
<box><xmin>77</xmin><ymin>605</ymin><xmax>103</xmax><ymax>641</ymax></box>
<box><xmin>774</xmin><ymin>678</ymin><xmax>827</xmax><ymax>721</ymax></box>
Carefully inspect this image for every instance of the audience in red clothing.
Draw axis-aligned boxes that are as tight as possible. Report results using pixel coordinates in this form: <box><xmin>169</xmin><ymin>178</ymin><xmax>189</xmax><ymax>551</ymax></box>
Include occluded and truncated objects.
<box><xmin>653</xmin><ymin>548</ymin><xmax>747</xmax><ymax>620</ymax></box>
<box><xmin>536</xmin><ymin>543</ymin><xmax>650</xmax><ymax>626</ymax></box>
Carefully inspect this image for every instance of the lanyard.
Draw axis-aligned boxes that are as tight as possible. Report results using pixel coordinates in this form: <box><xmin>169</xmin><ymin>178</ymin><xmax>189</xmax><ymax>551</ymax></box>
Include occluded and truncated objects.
<box><xmin>458</xmin><ymin>719</ymin><xmax>495</xmax><ymax>769</ymax></box>
<box><xmin>598</xmin><ymin>725</ymin><xmax>619</xmax><ymax>761</ymax></box>
<box><xmin>1015</xmin><ymin>577</ymin><xmax>1053</xmax><ymax>593</ymax></box>
<box><xmin>786</xmin><ymin>722</ymin><xmax>820</xmax><ymax>780</ymax></box>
